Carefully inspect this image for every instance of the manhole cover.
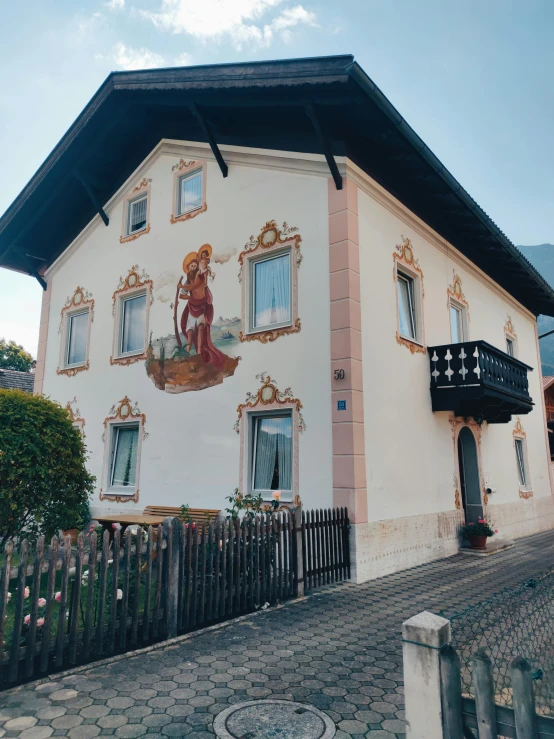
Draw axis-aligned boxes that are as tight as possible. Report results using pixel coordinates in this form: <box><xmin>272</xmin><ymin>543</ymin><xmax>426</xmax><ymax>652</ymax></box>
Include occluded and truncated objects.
<box><xmin>213</xmin><ymin>699</ymin><xmax>336</xmax><ymax>739</ymax></box>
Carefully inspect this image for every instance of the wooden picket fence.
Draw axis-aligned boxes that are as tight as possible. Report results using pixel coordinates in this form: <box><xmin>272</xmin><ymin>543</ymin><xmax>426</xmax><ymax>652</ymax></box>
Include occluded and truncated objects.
<box><xmin>0</xmin><ymin>507</ymin><xmax>351</xmax><ymax>687</ymax></box>
<box><xmin>301</xmin><ymin>508</ymin><xmax>350</xmax><ymax>591</ymax></box>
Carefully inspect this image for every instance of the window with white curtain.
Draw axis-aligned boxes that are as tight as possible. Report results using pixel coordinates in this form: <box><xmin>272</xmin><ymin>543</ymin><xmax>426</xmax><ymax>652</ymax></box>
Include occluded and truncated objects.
<box><xmin>120</xmin><ymin>293</ymin><xmax>146</xmax><ymax>355</ymax></box>
<box><xmin>515</xmin><ymin>438</ymin><xmax>529</xmax><ymax>488</ymax></box>
<box><xmin>66</xmin><ymin>310</ymin><xmax>89</xmax><ymax>366</ymax></box>
<box><xmin>109</xmin><ymin>424</ymin><xmax>139</xmax><ymax>490</ymax></box>
<box><xmin>251</xmin><ymin>413</ymin><xmax>293</xmax><ymax>498</ymax></box>
<box><xmin>449</xmin><ymin>302</ymin><xmax>467</xmax><ymax>343</ymax></box>
<box><xmin>127</xmin><ymin>195</ymin><xmax>147</xmax><ymax>235</ymax></box>
<box><xmin>397</xmin><ymin>271</ymin><xmax>417</xmax><ymax>341</ymax></box>
<box><xmin>179</xmin><ymin>170</ymin><xmax>203</xmax><ymax>215</ymax></box>
<box><xmin>251</xmin><ymin>252</ymin><xmax>291</xmax><ymax>331</ymax></box>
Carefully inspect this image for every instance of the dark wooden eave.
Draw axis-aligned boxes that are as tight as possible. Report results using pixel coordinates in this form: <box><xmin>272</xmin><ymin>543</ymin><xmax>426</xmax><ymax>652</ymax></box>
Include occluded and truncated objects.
<box><xmin>0</xmin><ymin>54</ymin><xmax>553</xmax><ymax>317</ymax></box>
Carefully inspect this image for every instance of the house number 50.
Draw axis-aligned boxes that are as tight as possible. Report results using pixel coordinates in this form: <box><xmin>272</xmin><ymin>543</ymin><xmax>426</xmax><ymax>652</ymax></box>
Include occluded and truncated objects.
<box><xmin>334</xmin><ymin>369</ymin><xmax>345</xmax><ymax>380</ymax></box>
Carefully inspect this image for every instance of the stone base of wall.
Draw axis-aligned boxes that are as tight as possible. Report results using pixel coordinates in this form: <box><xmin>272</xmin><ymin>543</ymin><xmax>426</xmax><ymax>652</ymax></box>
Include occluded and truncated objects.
<box><xmin>350</xmin><ymin>497</ymin><xmax>554</xmax><ymax>583</ymax></box>
<box><xmin>485</xmin><ymin>495</ymin><xmax>554</xmax><ymax>541</ymax></box>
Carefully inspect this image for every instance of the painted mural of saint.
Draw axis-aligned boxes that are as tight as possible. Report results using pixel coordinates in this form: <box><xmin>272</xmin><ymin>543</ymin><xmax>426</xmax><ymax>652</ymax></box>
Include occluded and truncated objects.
<box><xmin>176</xmin><ymin>244</ymin><xmax>226</xmax><ymax>369</ymax></box>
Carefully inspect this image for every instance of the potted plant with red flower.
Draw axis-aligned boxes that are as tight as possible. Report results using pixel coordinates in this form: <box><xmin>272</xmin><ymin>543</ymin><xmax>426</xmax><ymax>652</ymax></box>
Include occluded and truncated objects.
<box><xmin>460</xmin><ymin>518</ymin><xmax>498</xmax><ymax>550</ymax></box>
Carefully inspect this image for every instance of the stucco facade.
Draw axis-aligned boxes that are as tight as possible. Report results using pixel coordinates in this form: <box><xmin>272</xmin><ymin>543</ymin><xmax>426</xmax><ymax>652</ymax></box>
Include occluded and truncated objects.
<box><xmin>36</xmin><ymin>140</ymin><xmax>554</xmax><ymax>582</ymax></box>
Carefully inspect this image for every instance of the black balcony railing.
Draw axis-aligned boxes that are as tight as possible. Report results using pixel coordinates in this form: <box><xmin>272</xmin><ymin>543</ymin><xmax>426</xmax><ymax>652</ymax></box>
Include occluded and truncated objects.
<box><xmin>428</xmin><ymin>340</ymin><xmax>533</xmax><ymax>423</ymax></box>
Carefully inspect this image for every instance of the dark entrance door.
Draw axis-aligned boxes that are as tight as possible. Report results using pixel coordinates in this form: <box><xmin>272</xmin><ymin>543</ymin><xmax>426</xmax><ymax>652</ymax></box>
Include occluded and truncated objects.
<box><xmin>457</xmin><ymin>426</ymin><xmax>483</xmax><ymax>523</ymax></box>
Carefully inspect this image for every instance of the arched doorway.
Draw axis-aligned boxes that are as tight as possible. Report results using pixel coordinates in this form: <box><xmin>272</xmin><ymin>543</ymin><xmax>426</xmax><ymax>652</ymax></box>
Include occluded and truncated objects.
<box><xmin>457</xmin><ymin>426</ymin><xmax>483</xmax><ymax>523</ymax></box>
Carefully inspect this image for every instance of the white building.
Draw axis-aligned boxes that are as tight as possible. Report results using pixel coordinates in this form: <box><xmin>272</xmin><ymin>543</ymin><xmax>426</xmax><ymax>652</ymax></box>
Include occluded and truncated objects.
<box><xmin>1</xmin><ymin>56</ymin><xmax>553</xmax><ymax>582</ymax></box>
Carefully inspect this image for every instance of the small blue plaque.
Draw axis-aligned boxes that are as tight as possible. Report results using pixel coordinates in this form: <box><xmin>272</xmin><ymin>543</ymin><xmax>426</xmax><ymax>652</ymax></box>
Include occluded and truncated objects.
<box><xmin>337</xmin><ymin>400</ymin><xmax>347</xmax><ymax>411</ymax></box>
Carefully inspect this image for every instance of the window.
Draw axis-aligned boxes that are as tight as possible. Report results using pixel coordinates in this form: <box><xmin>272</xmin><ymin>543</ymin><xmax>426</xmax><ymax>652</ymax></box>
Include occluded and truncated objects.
<box><xmin>450</xmin><ymin>302</ymin><xmax>467</xmax><ymax>343</ymax></box>
<box><xmin>515</xmin><ymin>438</ymin><xmax>528</xmax><ymax>488</ymax></box>
<box><xmin>251</xmin><ymin>252</ymin><xmax>292</xmax><ymax>332</ymax></box>
<box><xmin>397</xmin><ymin>271</ymin><xmax>417</xmax><ymax>341</ymax></box>
<box><xmin>66</xmin><ymin>310</ymin><xmax>89</xmax><ymax>366</ymax></box>
<box><xmin>127</xmin><ymin>195</ymin><xmax>147</xmax><ymax>235</ymax></box>
<box><xmin>109</xmin><ymin>424</ymin><xmax>139</xmax><ymax>491</ymax></box>
<box><xmin>251</xmin><ymin>413</ymin><xmax>293</xmax><ymax>498</ymax></box>
<box><xmin>506</xmin><ymin>337</ymin><xmax>515</xmax><ymax>357</ymax></box>
<box><xmin>179</xmin><ymin>170</ymin><xmax>203</xmax><ymax>215</ymax></box>
<box><xmin>119</xmin><ymin>293</ymin><xmax>146</xmax><ymax>356</ymax></box>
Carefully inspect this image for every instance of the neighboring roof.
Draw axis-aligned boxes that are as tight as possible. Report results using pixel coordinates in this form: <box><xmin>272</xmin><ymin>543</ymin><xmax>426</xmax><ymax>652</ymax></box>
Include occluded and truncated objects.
<box><xmin>543</xmin><ymin>376</ymin><xmax>554</xmax><ymax>391</ymax></box>
<box><xmin>1</xmin><ymin>54</ymin><xmax>553</xmax><ymax>316</ymax></box>
<box><xmin>0</xmin><ymin>369</ymin><xmax>34</xmax><ymax>393</ymax></box>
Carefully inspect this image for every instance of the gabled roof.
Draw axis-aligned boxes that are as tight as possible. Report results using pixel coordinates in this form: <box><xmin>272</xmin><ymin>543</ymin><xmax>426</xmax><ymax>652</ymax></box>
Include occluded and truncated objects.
<box><xmin>0</xmin><ymin>369</ymin><xmax>34</xmax><ymax>393</ymax></box>
<box><xmin>543</xmin><ymin>376</ymin><xmax>554</xmax><ymax>391</ymax></box>
<box><xmin>1</xmin><ymin>54</ymin><xmax>553</xmax><ymax>316</ymax></box>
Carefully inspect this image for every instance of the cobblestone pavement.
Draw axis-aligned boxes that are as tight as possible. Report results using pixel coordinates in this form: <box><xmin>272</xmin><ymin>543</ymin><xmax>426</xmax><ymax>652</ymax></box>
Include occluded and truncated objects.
<box><xmin>1</xmin><ymin>529</ymin><xmax>553</xmax><ymax>739</ymax></box>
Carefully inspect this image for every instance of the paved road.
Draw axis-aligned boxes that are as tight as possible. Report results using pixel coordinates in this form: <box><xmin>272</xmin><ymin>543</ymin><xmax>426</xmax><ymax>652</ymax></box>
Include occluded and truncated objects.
<box><xmin>1</xmin><ymin>530</ymin><xmax>553</xmax><ymax>739</ymax></box>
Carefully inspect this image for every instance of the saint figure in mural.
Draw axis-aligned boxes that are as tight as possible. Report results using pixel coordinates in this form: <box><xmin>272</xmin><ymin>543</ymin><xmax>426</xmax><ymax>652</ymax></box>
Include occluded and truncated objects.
<box><xmin>177</xmin><ymin>246</ymin><xmax>225</xmax><ymax>369</ymax></box>
<box><xmin>146</xmin><ymin>243</ymin><xmax>241</xmax><ymax>393</ymax></box>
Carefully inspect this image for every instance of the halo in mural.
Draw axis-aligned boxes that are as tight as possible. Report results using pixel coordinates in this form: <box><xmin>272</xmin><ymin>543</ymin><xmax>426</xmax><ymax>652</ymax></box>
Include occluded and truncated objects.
<box><xmin>146</xmin><ymin>244</ymin><xmax>241</xmax><ymax>393</ymax></box>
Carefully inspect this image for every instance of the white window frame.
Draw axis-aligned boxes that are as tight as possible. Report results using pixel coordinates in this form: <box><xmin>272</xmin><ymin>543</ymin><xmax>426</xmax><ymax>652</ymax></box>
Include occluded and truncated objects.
<box><xmin>396</xmin><ymin>267</ymin><xmax>423</xmax><ymax>345</ymax></box>
<box><xmin>249</xmin><ymin>249</ymin><xmax>293</xmax><ymax>334</ymax></box>
<box><xmin>59</xmin><ymin>307</ymin><xmax>91</xmax><ymax>372</ymax></box>
<box><xmin>126</xmin><ymin>194</ymin><xmax>148</xmax><ymax>236</ymax></box>
<box><xmin>449</xmin><ymin>299</ymin><xmax>469</xmax><ymax>343</ymax></box>
<box><xmin>249</xmin><ymin>409</ymin><xmax>294</xmax><ymax>503</ymax></box>
<box><xmin>116</xmin><ymin>289</ymin><xmax>148</xmax><ymax>359</ymax></box>
<box><xmin>178</xmin><ymin>168</ymin><xmax>204</xmax><ymax>216</ymax></box>
<box><xmin>514</xmin><ymin>435</ymin><xmax>531</xmax><ymax>493</ymax></box>
<box><xmin>107</xmin><ymin>422</ymin><xmax>140</xmax><ymax>495</ymax></box>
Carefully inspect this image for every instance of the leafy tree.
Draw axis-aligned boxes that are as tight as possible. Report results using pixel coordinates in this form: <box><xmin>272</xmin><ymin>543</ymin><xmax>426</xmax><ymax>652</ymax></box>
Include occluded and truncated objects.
<box><xmin>0</xmin><ymin>390</ymin><xmax>94</xmax><ymax>545</ymax></box>
<box><xmin>0</xmin><ymin>338</ymin><xmax>33</xmax><ymax>372</ymax></box>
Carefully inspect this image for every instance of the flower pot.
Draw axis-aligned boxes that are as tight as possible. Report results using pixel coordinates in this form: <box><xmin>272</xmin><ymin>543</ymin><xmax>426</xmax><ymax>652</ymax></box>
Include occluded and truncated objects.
<box><xmin>467</xmin><ymin>534</ymin><xmax>487</xmax><ymax>550</ymax></box>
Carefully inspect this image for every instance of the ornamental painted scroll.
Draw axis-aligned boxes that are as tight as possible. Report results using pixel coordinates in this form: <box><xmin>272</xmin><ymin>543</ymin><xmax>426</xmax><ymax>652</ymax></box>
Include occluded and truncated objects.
<box><xmin>238</xmin><ymin>221</ymin><xmax>302</xmax><ymax>344</ymax></box>
<box><xmin>99</xmin><ymin>396</ymin><xmax>147</xmax><ymax>504</ymax></box>
<box><xmin>110</xmin><ymin>266</ymin><xmax>154</xmax><ymax>367</ymax></box>
<box><xmin>447</xmin><ymin>273</ymin><xmax>469</xmax><ymax>313</ymax></box>
<box><xmin>393</xmin><ymin>236</ymin><xmax>426</xmax><ymax>355</ymax></box>
<box><xmin>235</xmin><ymin>373</ymin><xmax>305</xmax><ymax>502</ymax></box>
<box><xmin>65</xmin><ymin>397</ymin><xmax>85</xmax><ymax>436</ymax></box>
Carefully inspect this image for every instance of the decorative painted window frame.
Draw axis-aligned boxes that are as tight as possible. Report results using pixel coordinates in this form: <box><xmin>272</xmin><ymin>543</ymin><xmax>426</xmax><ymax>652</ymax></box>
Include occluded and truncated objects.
<box><xmin>513</xmin><ymin>417</ymin><xmax>532</xmax><ymax>499</ymax></box>
<box><xmin>504</xmin><ymin>316</ymin><xmax>518</xmax><ymax>357</ymax></box>
<box><xmin>238</xmin><ymin>221</ymin><xmax>302</xmax><ymax>344</ymax></box>
<box><xmin>170</xmin><ymin>160</ymin><xmax>207</xmax><ymax>224</ymax></box>
<box><xmin>450</xmin><ymin>416</ymin><xmax>488</xmax><ymax>511</ymax></box>
<box><xmin>56</xmin><ymin>287</ymin><xmax>94</xmax><ymax>377</ymax></box>
<box><xmin>120</xmin><ymin>178</ymin><xmax>152</xmax><ymax>244</ymax></box>
<box><xmin>235</xmin><ymin>373</ymin><xmax>305</xmax><ymax>505</ymax></box>
<box><xmin>65</xmin><ymin>398</ymin><xmax>85</xmax><ymax>437</ymax></box>
<box><xmin>393</xmin><ymin>236</ymin><xmax>426</xmax><ymax>354</ymax></box>
<box><xmin>447</xmin><ymin>273</ymin><xmax>470</xmax><ymax>342</ymax></box>
<box><xmin>100</xmin><ymin>397</ymin><xmax>147</xmax><ymax>504</ymax></box>
<box><xmin>110</xmin><ymin>265</ymin><xmax>153</xmax><ymax>366</ymax></box>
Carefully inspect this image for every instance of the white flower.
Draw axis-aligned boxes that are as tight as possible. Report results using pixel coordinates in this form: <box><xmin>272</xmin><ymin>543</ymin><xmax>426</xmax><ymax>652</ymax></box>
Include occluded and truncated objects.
<box><xmin>7</xmin><ymin>592</ymin><xmax>11</xmax><ymax>602</ymax></box>
<box><xmin>117</xmin><ymin>589</ymin><xmax>123</xmax><ymax>600</ymax></box>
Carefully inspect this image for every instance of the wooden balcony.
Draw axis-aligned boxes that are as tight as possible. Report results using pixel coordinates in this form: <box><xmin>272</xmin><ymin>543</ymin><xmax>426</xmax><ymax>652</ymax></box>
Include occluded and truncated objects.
<box><xmin>428</xmin><ymin>340</ymin><xmax>533</xmax><ymax>424</ymax></box>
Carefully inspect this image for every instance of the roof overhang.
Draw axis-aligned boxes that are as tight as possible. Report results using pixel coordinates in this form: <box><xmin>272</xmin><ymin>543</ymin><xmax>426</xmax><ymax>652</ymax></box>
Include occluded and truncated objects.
<box><xmin>1</xmin><ymin>54</ymin><xmax>553</xmax><ymax>316</ymax></box>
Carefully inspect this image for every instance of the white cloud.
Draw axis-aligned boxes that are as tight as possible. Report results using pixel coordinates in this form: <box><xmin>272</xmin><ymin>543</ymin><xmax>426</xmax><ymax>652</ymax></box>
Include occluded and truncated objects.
<box><xmin>105</xmin><ymin>0</ymin><xmax>125</xmax><ymax>9</ymax></box>
<box><xmin>174</xmin><ymin>52</ymin><xmax>193</xmax><ymax>66</ymax></box>
<box><xmin>112</xmin><ymin>41</ymin><xmax>165</xmax><ymax>70</ymax></box>
<box><xmin>140</xmin><ymin>0</ymin><xmax>317</xmax><ymax>49</ymax></box>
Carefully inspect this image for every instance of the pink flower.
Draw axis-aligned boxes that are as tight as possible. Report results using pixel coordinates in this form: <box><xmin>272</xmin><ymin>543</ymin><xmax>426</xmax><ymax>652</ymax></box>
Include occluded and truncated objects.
<box><xmin>272</xmin><ymin>491</ymin><xmax>281</xmax><ymax>501</ymax></box>
<box><xmin>495</xmin><ymin>529</ymin><xmax>498</xmax><ymax>533</ymax></box>
<box><xmin>23</xmin><ymin>587</ymin><xmax>30</xmax><ymax>599</ymax></box>
<box><xmin>23</xmin><ymin>614</ymin><xmax>31</xmax><ymax>625</ymax></box>
<box><xmin>89</xmin><ymin>524</ymin><xmax>95</xmax><ymax>533</ymax></box>
<box><xmin>37</xmin><ymin>598</ymin><xmax>46</xmax><ymax>608</ymax></box>
<box><xmin>54</xmin><ymin>592</ymin><xmax>61</xmax><ymax>603</ymax></box>
<box><xmin>36</xmin><ymin>618</ymin><xmax>45</xmax><ymax>628</ymax></box>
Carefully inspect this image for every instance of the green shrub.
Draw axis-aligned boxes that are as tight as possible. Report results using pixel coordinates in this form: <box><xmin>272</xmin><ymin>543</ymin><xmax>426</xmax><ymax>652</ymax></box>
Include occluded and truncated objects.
<box><xmin>0</xmin><ymin>390</ymin><xmax>94</xmax><ymax>545</ymax></box>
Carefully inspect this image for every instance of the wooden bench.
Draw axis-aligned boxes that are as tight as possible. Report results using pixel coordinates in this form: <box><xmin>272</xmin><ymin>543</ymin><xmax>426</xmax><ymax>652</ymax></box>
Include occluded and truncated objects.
<box><xmin>143</xmin><ymin>506</ymin><xmax>221</xmax><ymax>526</ymax></box>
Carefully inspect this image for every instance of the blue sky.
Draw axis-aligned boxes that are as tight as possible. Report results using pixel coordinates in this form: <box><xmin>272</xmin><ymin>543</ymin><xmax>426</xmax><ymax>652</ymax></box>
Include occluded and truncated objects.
<box><xmin>1</xmin><ymin>0</ymin><xmax>553</xmax><ymax>356</ymax></box>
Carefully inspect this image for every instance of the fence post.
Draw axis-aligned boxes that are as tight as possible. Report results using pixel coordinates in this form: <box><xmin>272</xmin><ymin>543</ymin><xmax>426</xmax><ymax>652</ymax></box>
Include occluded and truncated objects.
<box><xmin>166</xmin><ymin>517</ymin><xmax>181</xmax><ymax>638</ymax></box>
<box><xmin>402</xmin><ymin>610</ymin><xmax>451</xmax><ymax>739</ymax></box>
<box><xmin>511</xmin><ymin>657</ymin><xmax>538</xmax><ymax>739</ymax></box>
<box><xmin>472</xmin><ymin>650</ymin><xmax>497</xmax><ymax>739</ymax></box>
<box><xmin>294</xmin><ymin>506</ymin><xmax>304</xmax><ymax>597</ymax></box>
<box><xmin>439</xmin><ymin>644</ymin><xmax>463</xmax><ymax>739</ymax></box>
